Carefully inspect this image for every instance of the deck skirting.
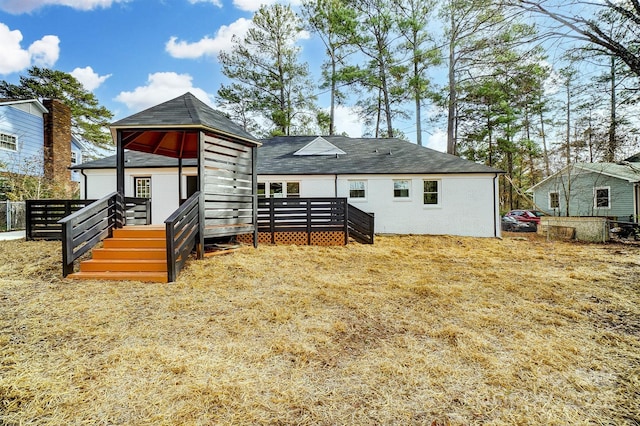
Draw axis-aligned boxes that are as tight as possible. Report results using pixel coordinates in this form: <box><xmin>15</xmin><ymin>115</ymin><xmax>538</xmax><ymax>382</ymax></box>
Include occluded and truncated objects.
<box><xmin>236</xmin><ymin>231</ymin><xmax>345</xmax><ymax>246</ymax></box>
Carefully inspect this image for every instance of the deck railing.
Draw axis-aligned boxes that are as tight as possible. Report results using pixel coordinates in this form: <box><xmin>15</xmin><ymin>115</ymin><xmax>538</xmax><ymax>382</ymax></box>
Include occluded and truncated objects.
<box><xmin>59</xmin><ymin>192</ymin><xmax>125</xmax><ymax>277</ymax></box>
<box><xmin>256</xmin><ymin>197</ymin><xmax>349</xmax><ymax>244</ymax></box>
<box><xmin>165</xmin><ymin>191</ymin><xmax>202</xmax><ymax>283</ymax></box>
<box><xmin>347</xmin><ymin>204</ymin><xmax>375</xmax><ymax>244</ymax></box>
<box><xmin>26</xmin><ymin>197</ymin><xmax>151</xmax><ymax>241</ymax></box>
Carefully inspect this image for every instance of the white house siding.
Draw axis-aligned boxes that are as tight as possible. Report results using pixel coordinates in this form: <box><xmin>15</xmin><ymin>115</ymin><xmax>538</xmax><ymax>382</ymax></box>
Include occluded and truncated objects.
<box><xmin>261</xmin><ymin>173</ymin><xmax>500</xmax><ymax>237</ymax></box>
<box><xmin>81</xmin><ymin>169</ymin><xmax>500</xmax><ymax>237</ymax></box>
<box><xmin>81</xmin><ymin>167</ymin><xmax>193</xmax><ymax>225</ymax></box>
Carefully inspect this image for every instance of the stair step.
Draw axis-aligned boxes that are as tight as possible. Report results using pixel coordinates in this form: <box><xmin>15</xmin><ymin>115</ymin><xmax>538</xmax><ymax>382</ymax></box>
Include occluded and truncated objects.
<box><xmin>113</xmin><ymin>226</ymin><xmax>165</xmax><ymax>239</ymax></box>
<box><xmin>66</xmin><ymin>271</ymin><xmax>168</xmax><ymax>283</ymax></box>
<box><xmin>92</xmin><ymin>248</ymin><xmax>166</xmax><ymax>260</ymax></box>
<box><xmin>80</xmin><ymin>259</ymin><xmax>167</xmax><ymax>272</ymax></box>
<box><xmin>103</xmin><ymin>238</ymin><xmax>166</xmax><ymax>249</ymax></box>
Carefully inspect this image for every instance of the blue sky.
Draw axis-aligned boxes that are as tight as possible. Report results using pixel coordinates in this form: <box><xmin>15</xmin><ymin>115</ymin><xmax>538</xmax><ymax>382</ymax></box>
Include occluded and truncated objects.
<box><xmin>0</xmin><ymin>0</ymin><xmax>447</xmax><ymax>150</ymax></box>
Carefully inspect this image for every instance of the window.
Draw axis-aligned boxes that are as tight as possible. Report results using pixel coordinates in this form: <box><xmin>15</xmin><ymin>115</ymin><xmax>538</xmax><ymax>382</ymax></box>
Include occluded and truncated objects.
<box><xmin>270</xmin><ymin>182</ymin><xmax>283</xmax><ymax>197</ymax></box>
<box><xmin>0</xmin><ymin>133</ymin><xmax>17</xmax><ymax>151</ymax></box>
<box><xmin>257</xmin><ymin>182</ymin><xmax>266</xmax><ymax>197</ymax></box>
<box><xmin>393</xmin><ymin>180</ymin><xmax>410</xmax><ymax>198</ymax></box>
<box><xmin>286</xmin><ymin>182</ymin><xmax>300</xmax><ymax>197</ymax></box>
<box><xmin>134</xmin><ymin>177</ymin><xmax>151</xmax><ymax>198</ymax></box>
<box><xmin>71</xmin><ymin>151</ymin><xmax>78</xmax><ymax>165</ymax></box>
<box><xmin>349</xmin><ymin>180</ymin><xmax>366</xmax><ymax>199</ymax></box>
<box><xmin>594</xmin><ymin>187</ymin><xmax>610</xmax><ymax>208</ymax></box>
<box><xmin>258</xmin><ymin>181</ymin><xmax>300</xmax><ymax>198</ymax></box>
<box><xmin>549</xmin><ymin>191</ymin><xmax>560</xmax><ymax>209</ymax></box>
<box><xmin>423</xmin><ymin>180</ymin><xmax>439</xmax><ymax>205</ymax></box>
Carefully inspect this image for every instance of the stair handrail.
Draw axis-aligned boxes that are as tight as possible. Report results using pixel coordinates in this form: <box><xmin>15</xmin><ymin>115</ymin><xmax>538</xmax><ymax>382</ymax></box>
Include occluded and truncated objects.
<box><xmin>165</xmin><ymin>191</ymin><xmax>202</xmax><ymax>282</ymax></box>
<box><xmin>59</xmin><ymin>191</ymin><xmax>125</xmax><ymax>277</ymax></box>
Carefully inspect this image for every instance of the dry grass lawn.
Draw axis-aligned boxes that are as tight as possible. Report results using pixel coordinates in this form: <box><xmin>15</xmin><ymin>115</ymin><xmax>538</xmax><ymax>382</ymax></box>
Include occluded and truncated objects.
<box><xmin>0</xmin><ymin>234</ymin><xmax>639</xmax><ymax>425</ymax></box>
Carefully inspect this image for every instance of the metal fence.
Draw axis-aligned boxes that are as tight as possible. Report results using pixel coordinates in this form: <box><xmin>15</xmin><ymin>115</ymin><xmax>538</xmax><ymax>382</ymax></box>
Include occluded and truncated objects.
<box><xmin>0</xmin><ymin>201</ymin><xmax>26</xmax><ymax>232</ymax></box>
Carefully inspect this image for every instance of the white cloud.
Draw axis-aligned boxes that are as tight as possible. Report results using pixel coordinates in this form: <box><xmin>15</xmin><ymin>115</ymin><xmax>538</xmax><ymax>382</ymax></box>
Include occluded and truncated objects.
<box><xmin>0</xmin><ymin>0</ymin><xmax>129</xmax><ymax>14</ymax></box>
<box><xmin>187</xmin><ymin>0</ymin><xmax>222</xmax><ymax>7</ymax></box>
<box><xmin>166</xmin><ymin>18</ymin><xmax>252</xmax><ymax>59</ymax></box>
<box><xmin>114</xmin><ymin>72</ymin><xmax>213</xmax><ymax>112</ymax></box>
<box><xmin>0</xmin><ymin>23</ymin><xmax>59</xmax><ymax>74</ymax></box>
<box><xmin>28</xmin><ymin>35</ymin><xmax>59</xmax><ymax>67</ymax></box>
<box><xmin>232</xmin><ymin>0</ymin><xmax>302</xmax><ymax>12</ymax></box>
<box><xmin>333</xmin><ymin>105</ymin><xmax>363</xmax><ymax>138</ymax></box>
<box><xmin>70</xmin><ymin>66</ymin><xmax>111</xmax><ymax>91</ymax></box>
<box><xmin>426</xmin><ymin>129</ymin><xmax>447</xmax><ymax>153</ymax></box>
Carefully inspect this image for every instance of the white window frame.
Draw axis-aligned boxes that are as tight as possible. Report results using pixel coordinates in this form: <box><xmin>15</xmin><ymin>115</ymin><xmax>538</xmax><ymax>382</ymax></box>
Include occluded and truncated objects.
<box><xmin>549</xmin><ymin>191</ymin><xmax>560</xmax><ymax>209</ymax></box>
<box><xmin>134</xmin><ymin>176</ymin><xmax>151</xmax><ymax>199</ymax></box>
<box><xmin>594</xmin><ymin>186</ymin><xmax>611</xmax><ymax>209</ymax></box>
<box><xmin>393</xmin><ymin>179</ymin><xmax>411</xmax><ymax>200</ymax></box>
<box><xmin>0</xmin><ymin>132</ymin><xmax>18</xmax><ymax>152</ymax></box>
<box><xmin>423</xmin><ymin>179</ymin><xmax>440</xmax><ymax>207</ymax></box>
<box><xmin>348</xmin><ymin>180</ymin><xmax>367</xmax><ymax>201</ymax></box>
<box><xmin>258</xmin><ymin>181</ymin><xmax>301</xmax><ymax>198</ymax></box>
<box><xmin>286</xmin><ymin>182</ymin><xmax>300</xmax><ymax>198</ymax></box>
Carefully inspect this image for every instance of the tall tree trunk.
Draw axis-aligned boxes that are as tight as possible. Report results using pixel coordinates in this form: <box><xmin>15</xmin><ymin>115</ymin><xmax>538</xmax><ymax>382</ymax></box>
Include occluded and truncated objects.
<box><xmin>607</xmin><ymin>55</ymin><xmax>617</xmax><ymax>162</ymax></box>
<box><xmin>446</xmin><ymin>12</ymin><xmax>457</xmax><ymax>155</ymax></box>
<box><xmin>329</xmin><ymin>51</ymin><xmax>337</xmax><ymax>135</ymax></box>
<box><xmin>565</xmin><ymin>82</ymin><xmax>571</xmax><ymax>164</ymax></box>
<box><xmin>414</xmin><ymin>51</ymin><xmax>422</xmax><ymax>146</ymax></box>
<box><xmin>539</xmin><ymin>102</ymin><xmax>550</xmax><ymax>175</ymax></box>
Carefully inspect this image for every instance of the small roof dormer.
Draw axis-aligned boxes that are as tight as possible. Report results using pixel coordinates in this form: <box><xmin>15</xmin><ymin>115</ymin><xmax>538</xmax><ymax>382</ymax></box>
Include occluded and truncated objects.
<box><xmin>293</xmin><ymin>136</ymin><xmax>346</xmax><ymax>156</ymax></box>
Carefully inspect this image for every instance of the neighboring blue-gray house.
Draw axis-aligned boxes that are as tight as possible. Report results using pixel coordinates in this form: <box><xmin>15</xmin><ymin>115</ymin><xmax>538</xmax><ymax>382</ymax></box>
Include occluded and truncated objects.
<box><xmin>530</xmin><ymin>156</ymin><xmax>640</xmax><ymax>222</ymax></box>
<box><xmin>0</xmin><ymin>99</ymin><xmax>47</xmax><ymax>175</ymax></box>
<box><xmin>0</xmin><ymin>99</ymin><xmax>84</xmax><ymax>193</ymax></box>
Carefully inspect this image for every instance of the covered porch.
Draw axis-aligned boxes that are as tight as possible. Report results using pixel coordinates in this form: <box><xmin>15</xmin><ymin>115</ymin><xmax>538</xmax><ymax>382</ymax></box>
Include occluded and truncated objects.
<box><xmin>59</xmin><ymin>93</ymin><xmax>261</xmax><ymax>282</ymax></box>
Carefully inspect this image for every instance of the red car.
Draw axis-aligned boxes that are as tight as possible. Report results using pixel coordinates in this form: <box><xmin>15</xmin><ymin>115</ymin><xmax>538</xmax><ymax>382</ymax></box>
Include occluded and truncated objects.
<box><xmin>505</xmin><ymin>209</ymin><xmax>542</xmax><ymax>225</ymax></box>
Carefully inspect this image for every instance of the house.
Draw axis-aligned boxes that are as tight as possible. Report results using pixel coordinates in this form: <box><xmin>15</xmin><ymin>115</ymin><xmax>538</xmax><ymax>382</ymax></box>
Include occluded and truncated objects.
<box><xmin>73</xmin><ymin>135</ymin><xmax>503</xmax><ymax>238</ymax></box>
<box><xmin>0</xmin><ymin>98</ymin><xmax>83</xmax><ymax>197</ymax></box>
<box><xmin>530</xmin><ymin>157</ymin><xmax>640</xmax><ymax>222</ymax></box>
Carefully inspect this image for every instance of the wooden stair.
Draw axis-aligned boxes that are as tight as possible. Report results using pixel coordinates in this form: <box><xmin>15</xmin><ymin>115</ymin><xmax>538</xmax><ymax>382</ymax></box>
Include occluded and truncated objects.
<box><xmin>66</xmin><ymin>225</ymin><xmax>168</xmax><ymax>283</ymax></box>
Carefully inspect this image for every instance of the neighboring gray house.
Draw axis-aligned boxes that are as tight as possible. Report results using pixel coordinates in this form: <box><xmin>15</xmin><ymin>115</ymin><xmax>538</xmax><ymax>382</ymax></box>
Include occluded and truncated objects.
<box><xmin>530</xmin><ymin>157</ymin><xmax>640</xmax><ymax>222</ymax></box>
<box><xmin>73</xmin><ymin>135</ymin><xmax>504</xmax><ymax>237</ymax></box>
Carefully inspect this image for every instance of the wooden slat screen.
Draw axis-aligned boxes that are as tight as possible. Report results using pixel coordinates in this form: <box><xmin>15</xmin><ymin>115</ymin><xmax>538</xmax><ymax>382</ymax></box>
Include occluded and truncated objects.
<box><xmin>202</xmin><ymin>135</ymin><xmax>256</xmax><ymax>237</ymax></box>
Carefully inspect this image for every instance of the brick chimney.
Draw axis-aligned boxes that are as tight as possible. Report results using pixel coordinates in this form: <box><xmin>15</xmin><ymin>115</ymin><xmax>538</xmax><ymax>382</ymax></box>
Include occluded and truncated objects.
<box><xmin>42</xmin><ymin>99</ymin><xmax>73</xmax><ymax>195</ymax></box>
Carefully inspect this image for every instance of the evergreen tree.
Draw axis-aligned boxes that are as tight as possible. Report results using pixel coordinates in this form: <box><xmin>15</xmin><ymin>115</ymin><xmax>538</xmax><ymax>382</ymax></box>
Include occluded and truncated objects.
<box><xmin>0</xmin><ymin>66</ymin><xmax>114</xmax><ymax>153</ymax></box>
<box><xmin>217</xmin><ymin>4</ymin><xmax>317</xmax><ymax>136</ymax></box>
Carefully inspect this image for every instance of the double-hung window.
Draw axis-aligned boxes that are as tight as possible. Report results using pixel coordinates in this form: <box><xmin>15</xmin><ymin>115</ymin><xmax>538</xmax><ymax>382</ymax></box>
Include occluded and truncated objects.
<box><xmin>549</xmin><ymin>191</ymin><xmax>560</xmax><ymax>209</ymax></box>
<box><xmin>423</xmin><ymin>180</ymin><xmax>440</xmax><ymax>205</ymax></box>
<box><xmin>594</xmin><ymin>187</ymin><xmax>610</xmax><ymax>208</ymax></box>
<box><xmin>0</xmin><ymin>133</ymin><xmax>17</xmax><ymax>151</ymax></box>
<box><xmin>349</xmin><ymin>180</ymin><xmax>366</xmax><ymax>199</ymax></box>
<box><xmin>393</xmin><ymin>180</ymin><xmax>410</xmax><ymax>199</ymax></box>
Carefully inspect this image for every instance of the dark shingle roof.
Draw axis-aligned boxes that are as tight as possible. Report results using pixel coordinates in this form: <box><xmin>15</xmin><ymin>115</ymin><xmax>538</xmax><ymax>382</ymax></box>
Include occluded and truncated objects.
<box><xmin>74</xmin><ymin>135</ymin><xmax>502</xmax><ymax>175</ymax></box>
<box><xmin>110</xmin><ymin>92</ymin><xmax>259</xmax><ymax>144</ymax></box>
<box><xmin>258</xmin><ymin>136</ymin><xmax>503</xmax><ymax>175</ymax></box>
<box><xmin>72</xmin><ymin>151</ymin><xmax>197</xmax><ymax>169</ymax></box>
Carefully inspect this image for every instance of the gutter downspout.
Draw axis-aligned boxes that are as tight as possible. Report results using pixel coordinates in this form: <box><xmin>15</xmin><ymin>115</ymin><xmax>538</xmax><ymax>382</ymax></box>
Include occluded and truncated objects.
<box><xmin>335</xmin><ymin>174</ymin><xmax>338</xmax><ymax>197</ymax></box>
<box><xmin>634</xmin><ymin>182</ymin><xmax>639</xmax><ymax>223</ymax></box>
<box><xmin>81</xmin><ymin>169</ymin><xmax>88</xmax><ymax>199</ymax></box>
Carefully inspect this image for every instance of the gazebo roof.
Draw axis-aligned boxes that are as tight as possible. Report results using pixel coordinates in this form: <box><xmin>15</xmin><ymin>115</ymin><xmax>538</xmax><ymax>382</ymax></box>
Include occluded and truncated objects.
<box><xmin>110</xmin><ymin>92</ymin><xmax>259</xmax><ymax>159</ymax></box>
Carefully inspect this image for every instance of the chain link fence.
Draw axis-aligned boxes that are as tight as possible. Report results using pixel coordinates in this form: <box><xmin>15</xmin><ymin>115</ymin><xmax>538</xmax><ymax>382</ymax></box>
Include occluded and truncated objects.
<box><xmin>0</xmin><ymin>201</ymin><xmax>26</xmax><ymax>232</ymax></box>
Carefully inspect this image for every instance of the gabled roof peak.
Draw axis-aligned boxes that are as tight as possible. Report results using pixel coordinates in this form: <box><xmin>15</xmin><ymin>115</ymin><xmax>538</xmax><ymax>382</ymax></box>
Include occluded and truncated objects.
<box><xmin>294</xmin><ymin>136</ymin><xmax>346</xmax><ymax>156</ymax></box>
